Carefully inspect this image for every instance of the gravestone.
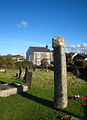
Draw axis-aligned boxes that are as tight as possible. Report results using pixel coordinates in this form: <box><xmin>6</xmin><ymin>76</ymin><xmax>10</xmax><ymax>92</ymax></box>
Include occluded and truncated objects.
<box><xmin>23</xmin><ymin>66</ymin><xmax>28</xmax><ymax>82</ymax></box>
<box><xmin>33</xmin><ymin>65</ymin><xmax>36</xmax><ymax>72</ymax></box>
<box><xmin>52</xmin><ymin>36</ymin><xmax>68</xmax><ymax>109</ymax></box>
<box><xmin>26</xmin><ymin>72</ymin><xmax>33</xmax><ymax>88</ymax></box>
<box><xmin>18</xmin><ymin>66</ymin><xmax>22</xmax><ymax>79</ymax></box>
<box><xmin>23</xmin><ymin>66</ymin><xmax>33</xmax><ymax>88</ymax></box>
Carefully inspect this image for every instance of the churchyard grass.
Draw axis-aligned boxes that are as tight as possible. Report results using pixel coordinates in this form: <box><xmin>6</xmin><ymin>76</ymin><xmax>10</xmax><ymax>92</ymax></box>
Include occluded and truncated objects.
<box><xmin>0</xmin><ymin>68</ymin><xmax>87</xmax><ymax>120</ymax></box>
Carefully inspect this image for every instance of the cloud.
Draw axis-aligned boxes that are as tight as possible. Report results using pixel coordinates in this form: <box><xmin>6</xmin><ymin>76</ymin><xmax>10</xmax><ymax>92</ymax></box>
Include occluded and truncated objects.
<box><xmin>76</xmin><ymin>44</ymin><xmax>81</xmax><ymax>48</ymax></box>
<box><xmin>81</xmin><ymin>43</ymin><xmax>87</xmax><ymax>47</ymax></box>
<box><xmin>17</xmin><ymin>21</ymin><xmax>28</xmax><ymax>28</ymax></box>
<box><xmin>67</xmin><ymin>43</ymin><xmax>87</xmax><ymax>48</ymax></box>
<box><xmin>66</xmin><ymin>43</ymin><xmax>87</xmax><ymax>53</ymax></box>
<box><xmin>69</xmin><ymin>45</ymin><xmax>76</xmax><ymax>48</ymax></box>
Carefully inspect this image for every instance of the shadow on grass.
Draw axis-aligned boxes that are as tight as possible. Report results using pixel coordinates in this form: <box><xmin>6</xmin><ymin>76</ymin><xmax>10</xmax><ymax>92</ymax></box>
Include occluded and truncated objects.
<box><xmin>20</xmin><ymin>92</ymin><xmax>81</xmax><ymax>118</ymax></box>
<box><xmin>0</xmin><ymin>81</ymin><xmax>6</xmax><ymax>84</ymax></box>
<box><xmin>70</xmin><ymin>73</ymin><xmax>87</xmax><ymax>82</ymax></box>
<box><xmin>83</xmin><ymin>100</ymin><xmax>87</xmax><ymax>117</ymax></box>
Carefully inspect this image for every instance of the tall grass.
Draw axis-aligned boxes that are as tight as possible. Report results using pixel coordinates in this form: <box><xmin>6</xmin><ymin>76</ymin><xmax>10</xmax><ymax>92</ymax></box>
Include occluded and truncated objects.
<box><xmin>0</xmin><ymin>69</ymin><xmax>87</xmax><ymax>120</ymax></box>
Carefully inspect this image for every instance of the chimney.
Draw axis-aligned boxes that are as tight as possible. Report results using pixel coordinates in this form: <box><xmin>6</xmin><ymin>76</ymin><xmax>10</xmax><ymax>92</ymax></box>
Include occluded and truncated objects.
<box><xmin>46</xmin><ymin>45</ymin><xmax>48</xmax><ymax>49</ymax></box>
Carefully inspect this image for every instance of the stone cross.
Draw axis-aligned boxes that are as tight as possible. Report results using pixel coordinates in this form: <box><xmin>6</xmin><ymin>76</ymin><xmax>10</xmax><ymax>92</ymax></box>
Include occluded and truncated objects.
<box><xmin>52</xmin><ymin>36</ymin><xmax>68</xmax><ymax>109</ymax></box>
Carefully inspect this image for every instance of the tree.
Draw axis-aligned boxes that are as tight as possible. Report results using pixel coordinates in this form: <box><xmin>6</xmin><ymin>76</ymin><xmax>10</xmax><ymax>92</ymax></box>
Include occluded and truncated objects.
<box><xmin>66</xmin><ymin>53</ymin><xmax>74</xmax><ymax>66</ymax></box>
<box><xmin>41</xmin><ymin>58</ymin><xmax>49</xmax><ymax>69</ymax></box>
<box><xmin>0</xmin><ymin>56</ymin><xmax>4</xmax><ymax>67</ymax></box>
<box><xmin>0</xmin><ymin>55</ymin><xmax>13</xmax><ymax>69</ymax></box>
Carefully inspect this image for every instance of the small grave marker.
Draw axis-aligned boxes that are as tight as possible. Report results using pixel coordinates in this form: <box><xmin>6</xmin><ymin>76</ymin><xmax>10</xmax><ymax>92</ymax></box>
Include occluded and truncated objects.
<box><xmin>18</xmin><ymin>66</ymin><xmax>22</xmax><ymax>79</ymax></box>
<box><xmin>23</xmin><ymin>66</ymin><xmax>33</xmax><ymax>88</ymax></box>
<box><xmin>26</xmin><ymin>72</ymin><xmax>33</xmax><ymax>88</ymax></box>
<box><xmin>23</xmin><ymin>66</ymin><xmax>28</xmax><ymax>82</ymax></box>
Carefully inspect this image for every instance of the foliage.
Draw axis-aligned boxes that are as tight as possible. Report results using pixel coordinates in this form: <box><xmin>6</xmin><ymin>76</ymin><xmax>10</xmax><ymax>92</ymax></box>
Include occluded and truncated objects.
<box><xmin>48</xmin><ymin>63</ymin><xmax>54</xmax><ymax>70</ymax></box>
<box><xmin>66</xmin><ymin>53</ymin><xmax>87</xmax><ymax>77</ymax></box>
<box><xmin>0</xmin><ymin>55</ymin><xmax>13</xmax><ymax>68</ymax></box>
<box><xmin>66</xmin><ymin>53</ymin><xmax>74</xmax><ymax>66</ymax></box>
<box><xmin>84</xmin><ymin>54</ymin><xmax>87</xmax><ymax>58</ymax></box>
<box><xmin>0</xmin><ymin>56</ymin><xmax>4</xmax><ymax>67</ymax></box>
<box><xmin>74</xmin><ymin>60</ymin><xmax>87</xmax><ymax>68</ymax></box>
<box><xmin>40</xmin><ymin>58</ymin><xmax>49</xmax><ymax>69</ymax></box>
<box><xmin>14</xmin><ymin>60</ymin><xmax>33</xmax><ymax>69</ymax></box>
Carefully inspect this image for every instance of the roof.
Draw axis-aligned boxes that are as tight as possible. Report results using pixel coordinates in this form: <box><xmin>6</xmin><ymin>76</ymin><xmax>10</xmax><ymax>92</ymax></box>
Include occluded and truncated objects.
<box><xmin>29</xmin><ymin>46</ymin><xmax>51</xmax><ymax>52</ymax></box>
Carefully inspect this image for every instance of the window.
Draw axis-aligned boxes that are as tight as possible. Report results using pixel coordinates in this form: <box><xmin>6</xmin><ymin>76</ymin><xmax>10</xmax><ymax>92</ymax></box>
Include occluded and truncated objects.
<box><xmin>37</xmin><ymin>60</ymin><xmax>41</xmax><ymax>66</ymax></box>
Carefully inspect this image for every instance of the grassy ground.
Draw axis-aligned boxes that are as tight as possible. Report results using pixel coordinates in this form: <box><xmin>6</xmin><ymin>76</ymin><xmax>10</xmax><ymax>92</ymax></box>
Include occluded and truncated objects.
<box><xmin>0</xmin><ymin>68</ymin><xmax>87</xmax><ymax>120</ymax></box>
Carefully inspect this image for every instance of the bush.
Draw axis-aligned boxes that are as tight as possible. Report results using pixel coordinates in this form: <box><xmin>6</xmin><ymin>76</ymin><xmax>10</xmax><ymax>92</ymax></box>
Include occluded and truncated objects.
<box><xmin>78</xmin><ymin>67</ymin><xmax>87</xmax><ymax>76</ymax></box>
<box><xmin>14</xmin><ymin>61</ymin><xmax>33</xmax><ymax>69</ymax></box>
<box><xmin>0</xmin><ymin>55</ymin><xmax>13</xmax><ymax>69</ymax></box>
<box><xmin>67</xmin><ymin>65</ymin><xmax>75</xmax><ymax>72</ymax></box>
<box><xmin>66</xmin><ymin>53</ymin><xmax>74</xmax><ymax>65</ymax></box>
<box><xmin>48</xmin><ymin>63</ymin><xmax>54</xmax><ymax>70</ymax></box>
<box><xmin>74</xmin><ymin>60</ymin><xmax>87</xmax><ymax>68</ymax></box>
<box><xmin>0</xmin><ymin>56</ymin><xmax>4</xmax><ymax>67</ymax></box>
<box><xmin>40</xmin><ymin>58</ymin><xmax>49</xmax><ymax>69</ymax></box>
<box><xmin>73</xmin><ymin>67</ymin><xmax>80</xmax><ymax>76</ymax></box>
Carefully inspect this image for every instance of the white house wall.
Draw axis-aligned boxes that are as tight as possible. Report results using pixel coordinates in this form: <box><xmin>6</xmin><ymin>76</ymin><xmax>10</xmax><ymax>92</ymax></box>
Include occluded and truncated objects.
<box><xmin>33</xmin><ymin>52</ymin><xmax>53</xmax><ymax>65</ymax></box>
<box><xmin>26</xmin><ymin>48</ymin><xmax>53</xmax><ymax>65</ymax></box>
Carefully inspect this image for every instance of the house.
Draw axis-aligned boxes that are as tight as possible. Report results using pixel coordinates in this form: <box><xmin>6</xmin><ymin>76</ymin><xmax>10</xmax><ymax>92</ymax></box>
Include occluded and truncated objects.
<box><xmin>12</xmin><ymin>55</ymin><xmax>25</xmax><ymax>62</ymax></box>
<box><xmin>7</xmin><ymin>54</ymin><xmax>25</xmax><ymax>62</ymax></box>
<box><xmin>26</xmin><ymin>45</ymin><xmax>53</xmax><ymax>66</ymax></box>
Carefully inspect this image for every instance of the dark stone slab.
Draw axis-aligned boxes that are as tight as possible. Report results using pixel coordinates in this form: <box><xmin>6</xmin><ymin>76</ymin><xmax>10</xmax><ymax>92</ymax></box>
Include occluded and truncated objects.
<box><xmin>26</xmin><ymin>72</ymin><xmax>33</xmax><ymax>88</ymax></box>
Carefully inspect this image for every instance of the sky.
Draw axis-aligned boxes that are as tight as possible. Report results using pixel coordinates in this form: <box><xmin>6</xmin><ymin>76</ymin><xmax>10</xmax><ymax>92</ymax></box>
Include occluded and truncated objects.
<box><xmin>0</xmin><ymin>0</ymin><xmax>87</xmax><ymax>56</ymax></box>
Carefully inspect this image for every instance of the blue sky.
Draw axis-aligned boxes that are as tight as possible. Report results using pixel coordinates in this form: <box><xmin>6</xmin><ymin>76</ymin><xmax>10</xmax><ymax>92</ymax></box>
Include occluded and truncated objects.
<box><xmin>0</xmin><ymin>0</ymin><xmax>87</xmax><ymax>55</ymax></box>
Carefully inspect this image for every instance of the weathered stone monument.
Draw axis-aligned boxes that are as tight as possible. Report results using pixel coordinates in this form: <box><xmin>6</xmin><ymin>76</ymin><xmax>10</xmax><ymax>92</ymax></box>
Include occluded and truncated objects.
<box><xmin>52</xmin><ymin>36</ymin><xmax>68</xmax><ymax>109</ymax></box>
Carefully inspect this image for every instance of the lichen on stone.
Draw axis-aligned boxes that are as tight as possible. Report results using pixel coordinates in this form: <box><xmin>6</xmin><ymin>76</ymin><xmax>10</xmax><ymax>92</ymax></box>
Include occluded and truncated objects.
<box><xmin>52</xmin><ymin>36</ymin><xmax>65</xmax><ymax>48</ymax></box>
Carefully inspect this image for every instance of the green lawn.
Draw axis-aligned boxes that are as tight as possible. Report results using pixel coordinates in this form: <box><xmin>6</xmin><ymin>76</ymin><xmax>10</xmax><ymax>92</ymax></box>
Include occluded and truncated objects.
<box><xmin>0</xmin><ymin>69</ymin><xmax>87</xmax><ymax>120</ymax></box>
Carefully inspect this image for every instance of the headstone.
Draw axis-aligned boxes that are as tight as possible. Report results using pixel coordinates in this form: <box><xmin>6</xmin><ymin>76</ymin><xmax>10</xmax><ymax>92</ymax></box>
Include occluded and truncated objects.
<box><xmin>23</xmin><ymin>66</ymin><xmax>33</xmax><ymax>88</ymax></box>
<box><xmin>33</xmin><ymin>65</ymin><xmax>36</xmax><ymax>72</ymax></box>
<box><xmin>18</xmin><ymin>66</ymin><xmax>22</xmax><ymax>79</ymax></box>
<box><xmin>26</xmin><ymin>72</ymin><xmax>33</xmax><ymax>88</ymax></box>
<box><xmin>23</xmin><ymin>66</ymin><xmax>28</xmax><ymax>82</ymax></box>
<box><xmin>52</xmin><ymin>36</ymin><xmax>68</xmax><ymax>109</ymax></box>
